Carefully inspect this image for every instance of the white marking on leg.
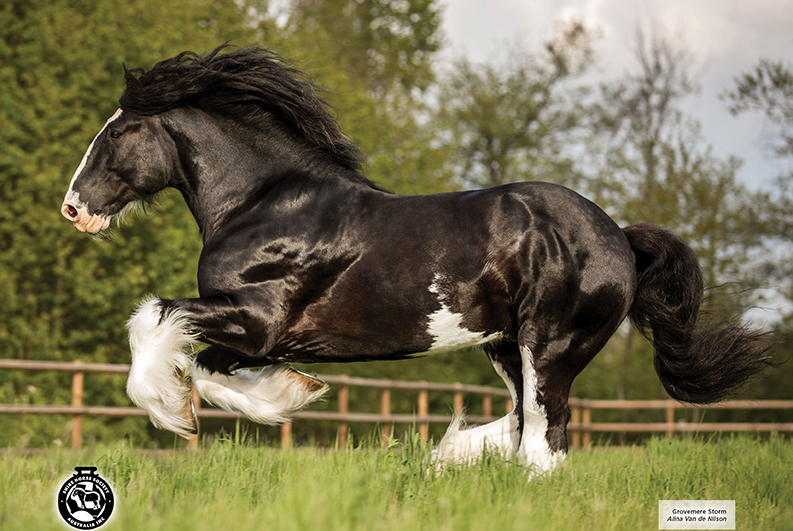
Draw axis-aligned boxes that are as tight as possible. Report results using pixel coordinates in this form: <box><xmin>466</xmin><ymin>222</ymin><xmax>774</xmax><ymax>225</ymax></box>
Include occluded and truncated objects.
<box><xmin>433</xmin><ymin>349</ymin><xmax>523</xmax><ymax>466</ymax></box>
<box><xmin>192</xmin><ymin>364</ymin><xmax>328</xmax><ymax>425</ymax></box>
<box><xmin>518</xmin><ymin>345</ymin><xmax>563</xmax><ymax>476</ymax></box>
<box><xmin>491</xmin><ymin>357</ymin><xmax>518</xmax><ymax>405</ymax></box>
<box><xmin>434</xmin><ymin>412</ymin><xmax>520</xmax><ymax>465</ymax></box>
<box><xmin>126</xmin><ymin>296</ymin><xmax>197</xmax><ymax>439</ymax></box>
<box><xmin>425</xmin><ymin>274</ymin><xmax>502</xmax><ymax>353</ymax></box>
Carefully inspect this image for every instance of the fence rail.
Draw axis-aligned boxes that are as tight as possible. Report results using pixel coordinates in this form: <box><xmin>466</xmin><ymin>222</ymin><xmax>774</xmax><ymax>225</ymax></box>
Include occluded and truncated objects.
<box><xmin>2</xmin><ymin>359</ymin><xmax>792</xmax><ymax>450</ymax></box>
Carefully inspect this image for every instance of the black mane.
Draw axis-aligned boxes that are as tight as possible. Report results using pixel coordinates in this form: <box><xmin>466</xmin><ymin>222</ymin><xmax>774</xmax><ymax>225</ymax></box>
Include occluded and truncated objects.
<box><xmin>119</xmin><ymin>45</ymin><xmax>365</xmax><ymax>174</ymax></box>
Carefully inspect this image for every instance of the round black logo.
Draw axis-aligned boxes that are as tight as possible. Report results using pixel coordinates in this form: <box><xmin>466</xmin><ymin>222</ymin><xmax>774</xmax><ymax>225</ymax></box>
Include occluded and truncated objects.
<box><xmin>57</xmin><ymin>467</ymin><xmax>115</xmax><ymax>529</ymax></box>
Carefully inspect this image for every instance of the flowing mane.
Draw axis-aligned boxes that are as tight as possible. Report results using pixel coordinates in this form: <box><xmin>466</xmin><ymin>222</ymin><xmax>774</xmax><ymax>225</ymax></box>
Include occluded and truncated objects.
<box><xmin>119</xmin><ymin>45</ymin><xmax>365</xmax><ymax>173</ymax></box>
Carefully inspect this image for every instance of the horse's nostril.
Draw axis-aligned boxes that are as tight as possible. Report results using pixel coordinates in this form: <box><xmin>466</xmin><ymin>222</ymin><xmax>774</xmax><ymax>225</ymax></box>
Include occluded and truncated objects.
<box><xmin>66</xmin><ymin>205</ymin><xmax>78</xmax><ymax>218</ymax></box>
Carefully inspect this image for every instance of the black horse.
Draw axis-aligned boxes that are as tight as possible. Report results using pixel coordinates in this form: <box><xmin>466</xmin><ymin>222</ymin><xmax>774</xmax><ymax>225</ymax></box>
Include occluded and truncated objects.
<box><xmin>61</xmin><ymin>46</ymin><xmax>770</xmax><ymax>473</ymax></box>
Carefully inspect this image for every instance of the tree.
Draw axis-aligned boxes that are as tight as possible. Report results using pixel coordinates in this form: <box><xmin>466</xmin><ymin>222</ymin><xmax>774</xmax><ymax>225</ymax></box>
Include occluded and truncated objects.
<box><xmin>271</xmin><ymin>0</ymin><xmax>450</xmax><ymax>194</ymax></box>
<box><xmin>0</xmin><ymin>0</ymin><xmax>261</xmax><ymax>447</ymax></box>
<box><xmin>587</xmin><ymin>28</ymin><xmax>770</xmax><ymax>298</ymax></box>
<box><xmin>723</xmin><ymin>59</ymin><xmax>793</xmax><ymax>159</ymax></box>
<box><xmin>282</xmin><ymin>0</ymin><xmax>442</xmax><ymax>95</ymax></box>
<box><xmin>723</xmin><ymin>57</ymin><xmax>793</xmax><ymax>323</ymax></box>
<box><xmin>573</xmin><ymin>28</ymin><xmax>777</xmax><ymax>408</ymax></box>
<box><xmin>435</xmin><ymin>19</ymin><xmax>595</xmax><ymax>189</ymax></box>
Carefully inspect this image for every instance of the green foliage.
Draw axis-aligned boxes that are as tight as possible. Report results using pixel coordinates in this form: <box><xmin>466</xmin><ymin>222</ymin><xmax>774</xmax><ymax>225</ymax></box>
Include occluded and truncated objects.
<box><xmin>2</xmin><ymin>436</ymin><xmax>792</xmax><ymax>530</ymax></box>
<box><xmin>284</xmin><ymin>0</ymin><xmax>442</xmax><ymax>94</ymax></box>
<box><xmin>0</xmin><ymin>3</ymin><xmax>790</xmax><ymax>449</ymax></box>
<box><xmin>270</xmin><ymin>0</ymin><xmax>451</xmax><ymax>193</ymax></box>
<box><xmin>723</xmin><ymin>58</ymin><xmax>793</xmax><ymax>159</ymax></box>
<box><xmin>435</xmin><ymin>19</ymin><xmax>595</xmax><ymax>188</ymax></box>
<box><xmin>586</xmin><ymin>28</ymin><xmax>776</xmax><ymax>315</ymax></box>
<box><xmin>723</xmin><ymin>56</ymin><xmax>793</xmax><ymax>325</ymax></box>
<box><xmin>0</xmin><ymin>0</ymin><xmax>264</xmax><ymax>447</ymax></box>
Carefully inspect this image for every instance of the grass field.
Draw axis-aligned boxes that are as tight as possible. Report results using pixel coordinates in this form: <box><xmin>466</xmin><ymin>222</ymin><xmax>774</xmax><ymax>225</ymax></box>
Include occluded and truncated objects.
<box><xmin>2</xmin><ymin>434</ymin><xmax>792</xmax><ymax>531</ymax></box>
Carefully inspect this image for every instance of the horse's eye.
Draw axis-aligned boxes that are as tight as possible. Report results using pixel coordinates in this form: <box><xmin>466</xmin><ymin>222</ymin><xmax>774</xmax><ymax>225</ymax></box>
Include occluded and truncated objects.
<box><xmin>110</xmin><ymin>130</ymin><xmax>122</xmax><ymax>139</ymax></box>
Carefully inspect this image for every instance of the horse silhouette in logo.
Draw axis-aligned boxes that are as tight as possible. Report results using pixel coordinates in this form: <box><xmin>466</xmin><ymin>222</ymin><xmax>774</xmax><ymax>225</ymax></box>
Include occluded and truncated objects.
<box><xmin>66</xmin><ymin>483</ymin><xmax>104</xmax><ymax>522</ymax></box>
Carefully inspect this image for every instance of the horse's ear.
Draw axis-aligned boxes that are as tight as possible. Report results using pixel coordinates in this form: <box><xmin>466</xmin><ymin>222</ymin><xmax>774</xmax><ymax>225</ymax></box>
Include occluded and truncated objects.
<box><xmin>123</xmin><ymin>63</ymin><xmax>143</xmax><ymax>91</ymax></box>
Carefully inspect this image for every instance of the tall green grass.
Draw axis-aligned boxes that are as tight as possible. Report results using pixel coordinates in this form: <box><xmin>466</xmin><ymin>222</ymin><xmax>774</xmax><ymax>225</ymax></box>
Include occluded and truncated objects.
<box><xmin>2</xmin><ymin>435</ymin><xmax>792</xmax><ymax>531</ymax></box>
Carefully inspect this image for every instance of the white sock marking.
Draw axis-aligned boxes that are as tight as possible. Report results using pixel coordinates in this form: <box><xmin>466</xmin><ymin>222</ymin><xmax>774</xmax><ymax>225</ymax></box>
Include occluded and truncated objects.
<box><xmin>434</xmin><ymin>412</ymin><xmax>520</xmax><ymax>465</ymax></box>
<box><xmin>518</xmin><ymin>345</ymin><xmax>563</xmax><ymax>476</ymax></box>
<box><xmin>126</xmin><ymin>296</ymin><xmax>197</xmax><ymax>439</ymax></box>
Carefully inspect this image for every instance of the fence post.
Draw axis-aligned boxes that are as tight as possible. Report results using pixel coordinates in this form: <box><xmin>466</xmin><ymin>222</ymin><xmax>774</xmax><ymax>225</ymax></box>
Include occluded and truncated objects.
<box><xmin>337</xmin><ymin>375</ymin><xmax>349</xmax><ymax>449</ymax></box>
<box><xmin>381</xmin><ymin>385</ymin><xmax>391</xmax><ymax>446</ymax></box>
<box><xmin>583</xmin><ymin>405</ymin><xmax>592</xmax><ymax>448</ymax></box>
<box><xmin>188</xmin><ymin>385</ymin><xmax>200</xmax><ymax>452</ymax></box>
<box><xmin>71</xmin><ymin>360</ymin><xmax>84</xmax><ymax>450</ymax></box>
<box><xmin>453</xmin><ymin>382</ymin><xmax>464</xmax><ymax>415</ymax></box>
<box><xmin>666</xmin><ymin>401</ymin><xmax>675</xmax><ymax>438</ymax></box>
<box><xmin>418</xmin><ymin>383</ymin><xmax>429</xmax><ymax>441</ymax></box>
<box><xmin>571</xmin><ymin>405</ymin><xmax>581</xmax><ymax>450</ymax></box>
<box><xmin>483</xmin><ymin>393</ymin><xmax>492</xmax><ymax>419</ymax></box>
<box><xmin>281</xmin><ymin>421</ymin><xmax>292</xmax><ymax>449</ymax></box>
<box><xmin>506</xmin><ymin>396</ymin><xmax>513</xmax><ymax>414</ymax></box>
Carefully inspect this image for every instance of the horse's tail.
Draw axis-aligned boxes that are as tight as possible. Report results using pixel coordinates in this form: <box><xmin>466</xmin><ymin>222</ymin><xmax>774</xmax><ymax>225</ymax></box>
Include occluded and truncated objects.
<box><xmin>622</xmin><ymin>223</ymin><xmax>774</xmax><ymax>404</ymax></box>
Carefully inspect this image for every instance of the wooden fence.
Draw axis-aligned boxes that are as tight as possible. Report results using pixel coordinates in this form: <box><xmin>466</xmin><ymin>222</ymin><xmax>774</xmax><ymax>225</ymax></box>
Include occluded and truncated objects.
<box><xmin>1</xmin><ymin>359</ymin><xmax>792</xmax><ymax>451</ymax></box>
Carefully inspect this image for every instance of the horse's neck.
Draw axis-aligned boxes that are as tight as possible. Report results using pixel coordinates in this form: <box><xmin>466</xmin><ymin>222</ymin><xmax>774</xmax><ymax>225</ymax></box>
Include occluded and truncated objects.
<box><xmin>164</xmin><ymin>109</ymin><xmax>373</xmax><ymax>240</ymax></box>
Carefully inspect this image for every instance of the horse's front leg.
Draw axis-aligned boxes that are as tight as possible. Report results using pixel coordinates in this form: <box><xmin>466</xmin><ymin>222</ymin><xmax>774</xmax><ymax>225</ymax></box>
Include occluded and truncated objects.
<box><xmin>126</xmin><ymin>297</ymin><xmax>198</xmax><ymax>438</ymax></box>
<box><xmin>126</xmin><ymin>296</ymin><xmax>327</xmax><ymax>438</ymax></box>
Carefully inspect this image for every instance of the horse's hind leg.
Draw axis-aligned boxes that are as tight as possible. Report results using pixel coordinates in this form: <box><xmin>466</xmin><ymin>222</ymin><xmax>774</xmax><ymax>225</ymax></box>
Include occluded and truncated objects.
<box><xmin>515</xmin><ymin>340</ymin><xmax>573</xmax><ymax>475</ymax></box>
<box><xmin>434</xmin><ymin>341</ymin><xmax>523</xmax><ymax>464</ymax></box>
<box><xmin>516</xmin><ymin>319</ymin><xmax>623</xmax><ymax>475</ymax></box>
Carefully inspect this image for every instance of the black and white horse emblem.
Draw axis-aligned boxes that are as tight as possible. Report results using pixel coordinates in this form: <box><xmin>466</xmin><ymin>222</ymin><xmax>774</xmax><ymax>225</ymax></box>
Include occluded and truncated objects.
<box><xmin>57</xmin><ymin>467</ymin><xmax>114</xmax><ymax>529</ymax></box>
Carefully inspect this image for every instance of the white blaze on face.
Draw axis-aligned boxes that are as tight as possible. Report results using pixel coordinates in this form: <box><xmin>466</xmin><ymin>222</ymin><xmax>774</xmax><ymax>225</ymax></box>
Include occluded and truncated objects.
<box><xmin>425</xmin><ymin>273</ymin><xmax>502</xmax><ymax>353</ymax></box>
<box><xmin>61</xmin><ymin>109</ymin><xmax>124</xmax><ymax>233</ymax></box>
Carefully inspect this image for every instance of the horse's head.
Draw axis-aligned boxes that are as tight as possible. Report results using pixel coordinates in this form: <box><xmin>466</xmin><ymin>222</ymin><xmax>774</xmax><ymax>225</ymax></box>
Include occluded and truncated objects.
<box><xmin>61</xmin><ymin>109</ymin><xmax>176</xmax><ymax>233</ymax></box>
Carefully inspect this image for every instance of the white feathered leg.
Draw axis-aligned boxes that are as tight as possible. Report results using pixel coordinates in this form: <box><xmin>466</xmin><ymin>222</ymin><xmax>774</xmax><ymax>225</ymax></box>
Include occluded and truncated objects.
<box><xmin>434</xmin><ymin>345</ymin><xmax>523</xmax><ymax>466</ymax></box>
<box><xmin>192</xmin><ymin>364</ymin><xmax>328</xmax><ymax>424</ymax></box>
<box><xmin>434</xmin><ymin>411</ymin><xmax>521</xmax><ymax>465</ymax></box>
<box><xmin>126</xmin><ymin>297</ymin><xmax>197</xmax><ymax>439</ymax></box>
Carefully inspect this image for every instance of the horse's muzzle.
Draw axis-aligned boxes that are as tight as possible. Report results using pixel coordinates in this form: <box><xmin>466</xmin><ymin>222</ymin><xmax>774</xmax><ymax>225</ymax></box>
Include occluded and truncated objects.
<box><xmin>61</xmin><ymin>201</ymin><xmax>109</xmax><ymax>233</ymax></box>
